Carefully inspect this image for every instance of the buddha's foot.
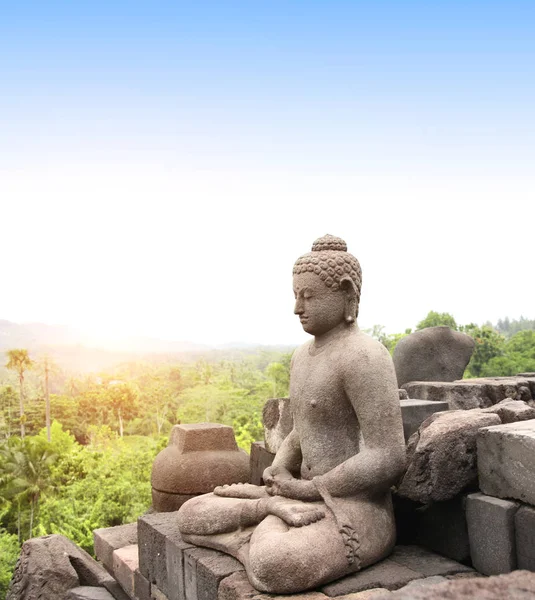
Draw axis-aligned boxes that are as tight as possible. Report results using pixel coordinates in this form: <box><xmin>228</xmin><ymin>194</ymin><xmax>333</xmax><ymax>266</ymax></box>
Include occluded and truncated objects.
<box><xmin>214</xmin><ymin>483</ymin><xmax>268</xmax><ymax>499</ymax></box>
<box><xmin>267</xmin><ymin>497</ymin><xmax>325</xmax><ymax>527</ymax></box>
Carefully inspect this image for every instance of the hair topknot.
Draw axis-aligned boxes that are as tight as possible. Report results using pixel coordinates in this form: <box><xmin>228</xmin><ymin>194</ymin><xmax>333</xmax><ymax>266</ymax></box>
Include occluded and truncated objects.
<box><xmin>293</xmin><ymin>234</ymin><xmax>362</xmax><ymax>316</ymax></box>
<box><xmin>311</xmin><ymin>234</ymin><xmax>347</xmax><ymax>253</ymax></box>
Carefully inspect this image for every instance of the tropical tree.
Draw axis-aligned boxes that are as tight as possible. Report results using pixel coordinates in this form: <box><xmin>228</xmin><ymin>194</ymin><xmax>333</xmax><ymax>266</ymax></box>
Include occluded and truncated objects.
<box><xmin>463</xmin><ymin>324</ymin><xmax>505</xmax><ymax>378</ymax></box>
<box><xmin>0</xmin><ymin>436</ymin><xmax>57</xmax><ymax>539</ymax></box>
<box><xmin>6</xmin><ymin>349</ymin><xmax>33</xmax><ymax>438</ymax></box>
<box><xmin>416</xmin><ymin>311</ymin><xmax>458</xmax><ymax>331</ymax></box>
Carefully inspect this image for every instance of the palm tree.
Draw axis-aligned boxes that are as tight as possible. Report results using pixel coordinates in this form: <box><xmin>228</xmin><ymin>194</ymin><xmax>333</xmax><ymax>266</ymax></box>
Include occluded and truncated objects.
<box><xmin>6</xmin><ymin>349</ymin><xmax>33</xmax><ymax>438</ymax></box>
<box><xmin>0</xmin><ymin>437</ymin><xmax>56</xmax><ymax>540</ymax></box>
<box><xmin>35</xmin><ymin>355</ymin><xmax>59</xmax><ymax>442</ymax></box>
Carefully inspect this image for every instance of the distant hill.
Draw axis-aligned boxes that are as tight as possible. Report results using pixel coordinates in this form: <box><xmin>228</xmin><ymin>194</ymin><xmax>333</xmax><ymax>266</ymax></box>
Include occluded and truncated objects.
<box><xmin>0</xmin><ymin>320</ymin><xmax>295</xmax><ymax>374</ymax></box>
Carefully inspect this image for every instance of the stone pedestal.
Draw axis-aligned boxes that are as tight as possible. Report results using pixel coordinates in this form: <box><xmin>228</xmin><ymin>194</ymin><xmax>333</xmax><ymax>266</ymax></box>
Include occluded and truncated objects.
<box><xmin>151</xmin><ymin>424</ymin><xmax>250</xmax><ymax>512</ymax></box>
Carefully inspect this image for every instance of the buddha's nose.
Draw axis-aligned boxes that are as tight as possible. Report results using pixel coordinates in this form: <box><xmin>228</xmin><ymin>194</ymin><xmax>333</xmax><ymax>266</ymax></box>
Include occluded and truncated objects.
<box><xmin>294</xmin><ymin>297</ymin><xmax>304</xmax><ymax>314</ymax></box>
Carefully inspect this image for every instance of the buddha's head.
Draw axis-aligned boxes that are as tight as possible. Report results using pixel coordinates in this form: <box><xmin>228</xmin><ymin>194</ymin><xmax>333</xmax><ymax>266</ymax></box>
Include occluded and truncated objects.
<box><xmin>293</xmin><ymin>234</ymin><xmax>362</xmax><ymax>336</ymax></box>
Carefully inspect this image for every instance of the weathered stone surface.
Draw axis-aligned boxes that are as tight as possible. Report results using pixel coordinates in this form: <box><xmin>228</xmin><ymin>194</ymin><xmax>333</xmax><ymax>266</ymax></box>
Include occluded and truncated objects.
<box><xmin>337</xmin><ymin>590</ymin><xmax>391</xmax><ymax>599</ymax></box>
<box><xmin>134</xmin><ymin>569</ymin><xmax>151</xmax><ymax>600</ymax></box>
<box><xmin>403</xmin><ymin>377</ymin><xmax>535</xmax><ymax>411</ymax></box>
<box><xmin>196</xmin><ymin>548</ymin><xmax>243</xmax><ymax>600</ymax></box>
<box><xmin>166</xmin><ymin>531</ymin><xmax>195</xmax><ymax>600</ymax></box>
<box><xmin>515</xmin><ymin>505</ymin><xmax>535</xmax><ymax>570</ymax></box>
<box><xmin>397</xmin><ymin>410</ymin><xmax>500</xmax><ymax>503</ymax></box>
<box><xmin>66</xmin><ymin>587</ymin><xmax>117</xmax><ymax>600</ymax></box>
<box><xmin>414</xmin><ymin>496</ymin><xmax>471</xmax><ymax>562</ymax></box>
<box><xmin>94</xmin><ymin>522</ymin><xmax>138</xmax><ymax>575</ymax></box>
<box><xmin>218</xmin><ymin>571</ymin><xmax>256</xmax><ymax>600</ymax></box>
<box><xmin>152</xmin><ymin>490</ymin><xmax>198</xmax><ymax>513</ymax></box>
<box><xmin>138</xmin><ymin>511</ymin><xmax>184</xmax><ymax>595</ymax></box>
<box><xmin>478</xmin><ymin>419</ymin><xmax>535</xmax><ymax>505</ymax></box>
<box><xmin>152</xmin><ymin>423</ymin><xmax>250</xmax><ymax>512</ymax></box>
<box><xmin>321</xmin><ymin>560</ymin><xmax>420</xmax><ymax>596</ymax></box>
<box><xmin>398</xmin><ymin>389</ymin><xmax>409</xmax><ymax>400</ymax></box>
<box><xmin>178</xmin><ymin>234</ymin><xmax>407</xmax><ymax>594</ymax></box>
<box><xmin>384</xmin><ymin>569</ymin><xmax>535</xmax><ymax>599</ymax></box>
<box><xmin>399</xmin><ymin>400</ymin><xmax>449</xmax><ymax>442</ymax></box>
<box><xmin>7</xmin><ymin>534</ymin><xmax>129</xmax><ymax>600</ymax></box>
<box><xmin>393</xmin><ymin>327</ymin><xmax>475</xmax><ymax>387</ymax></box>
<box><xmin>389</xmin><ymin>546</ymin><xmax>473</xmax><ymax>577</ymax></box>
<box><xmin>262</xmin><ymin>397</ymin><xmax>293</xmax><ymax>453</ymax></box>
<box><xmin>249</xmin><ymin>441</ymin><xmax>275</xmax><ymax>486</ymax></box>
<box><xmin>113</xmin><ymin>544</ymin><xmax>139</xmax><ymax>598</ymax></box>
<box><xmin>403</xmin><ymin>576</ymin><xmax>448</xmax><ymax>588</ymax></box>
<box><xmin>466</xmin><ymin>492</ymin><xmax>519</xmax><ymax>575</ymax></box>
<box><xmin>184</xmin><ymin>547</ymin><xmax>220</xmax><ymax>600</ymax></box>
<box><xmin>150</xmin><ymin>585</ymin><xmax>167</xmax><ymax>600</ymax></box>
<box><xmin>481</xmin><ymin>398</ymin><xmax>535</xmax><ymax>423</ymax></box>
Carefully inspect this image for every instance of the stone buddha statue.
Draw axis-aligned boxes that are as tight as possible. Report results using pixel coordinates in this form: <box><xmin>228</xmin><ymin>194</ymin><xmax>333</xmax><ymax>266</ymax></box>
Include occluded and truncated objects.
<box><xmin>177</xmin><ymin>234</ymin><xmax>406</xmax><ymax>593</ymax></box>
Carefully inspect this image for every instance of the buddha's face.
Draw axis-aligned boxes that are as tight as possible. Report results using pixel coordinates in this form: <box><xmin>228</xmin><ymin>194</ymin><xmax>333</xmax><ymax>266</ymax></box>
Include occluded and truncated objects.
<box><xmin>293</xmin><ymin>271</ymin><xmax>346</xmax><ymax>336</ymax></box>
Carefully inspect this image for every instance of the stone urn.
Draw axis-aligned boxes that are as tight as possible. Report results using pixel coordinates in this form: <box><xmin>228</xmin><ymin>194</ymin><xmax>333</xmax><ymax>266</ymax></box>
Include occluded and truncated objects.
<box><xmin>151</xmin><ymin>423</ymin><xmax>250</xmax><ymax>512</ymax></box>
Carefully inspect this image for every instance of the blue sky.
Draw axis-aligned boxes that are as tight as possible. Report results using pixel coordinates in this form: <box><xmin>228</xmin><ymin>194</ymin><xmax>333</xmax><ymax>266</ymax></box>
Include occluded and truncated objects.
<box><xmin>1</xmin><ymin>1</ymin><xmax>534</xmax><ymax>345</ymax></box>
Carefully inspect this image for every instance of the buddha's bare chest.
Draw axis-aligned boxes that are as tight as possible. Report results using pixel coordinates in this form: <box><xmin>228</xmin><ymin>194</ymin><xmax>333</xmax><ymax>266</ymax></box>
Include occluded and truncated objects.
<box><xmin>290</xmin><ymin>351</ymin><xmax>349</xmax><ymax>422</ymax></box>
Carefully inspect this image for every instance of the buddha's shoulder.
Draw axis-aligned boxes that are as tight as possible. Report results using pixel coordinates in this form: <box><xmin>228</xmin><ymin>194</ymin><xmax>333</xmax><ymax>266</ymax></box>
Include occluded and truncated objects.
<box><xmin>340</xmin><ymin>329</ymin><xmax>393</xmax><ymax>364</ymax></box>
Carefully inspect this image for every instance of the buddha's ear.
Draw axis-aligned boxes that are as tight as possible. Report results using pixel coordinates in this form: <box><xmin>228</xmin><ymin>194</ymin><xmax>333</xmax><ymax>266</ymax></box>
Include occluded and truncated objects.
<box><xmin>340</xmin><ymin>276</ymin><xmax>357</xmax><ymax>323</ymax></box>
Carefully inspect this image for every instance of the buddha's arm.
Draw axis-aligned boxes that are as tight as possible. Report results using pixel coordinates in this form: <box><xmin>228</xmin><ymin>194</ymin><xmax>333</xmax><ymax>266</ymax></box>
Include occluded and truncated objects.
<box><xmin>315</xmin><ymin>343</ymin><xmax>406</xmax><ymax>497</ymax></box>
<box><xmin>264</xmin><ymin>427</ymin><xmax>302</xmax><ymax>481</ymax></box>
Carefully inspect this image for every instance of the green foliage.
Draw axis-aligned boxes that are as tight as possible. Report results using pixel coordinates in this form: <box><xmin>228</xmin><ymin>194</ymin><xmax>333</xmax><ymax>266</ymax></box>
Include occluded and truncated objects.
<box><xmin>416</xmin><ymin>311</ymin><xmax>458</xmax><ymax>331</ymax></box>
<box><xmin>365</xmin><ymin>325</ymin><xmax>412</xmax><ymax>355</ymax></box>
<box><xmin>496</xmin><ymin>316</ymin><xmax>535</xmax><ymax>339</ymax></box>
<box><xmin>0</xmin><ymin>528</ymin><xmax>19</xmax><ymax>598</ymax></box>
<box><xmin>463</xmin><ymin>324</ymin><xmax>506</xmax><ymax>378</ymax></box>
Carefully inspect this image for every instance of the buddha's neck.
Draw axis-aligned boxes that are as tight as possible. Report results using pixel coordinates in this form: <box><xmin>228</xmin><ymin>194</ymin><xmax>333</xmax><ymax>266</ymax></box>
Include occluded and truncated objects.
<box><xmin>313</xmin><ymin>321</ymin><xmax>358</xmax><ymax>349</ymax></box>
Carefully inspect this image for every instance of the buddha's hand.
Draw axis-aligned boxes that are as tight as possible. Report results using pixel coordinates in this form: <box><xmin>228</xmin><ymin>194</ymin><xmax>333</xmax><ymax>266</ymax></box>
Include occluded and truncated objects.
<box><xmin>265</xmin><ymin>477</ymin><xmax>321</xmax><ymax>502</ymax></box>
<box><xmin>262</xmin><ymin>465</ymin><xmax>293</xmax><ymax>486</ymax></box>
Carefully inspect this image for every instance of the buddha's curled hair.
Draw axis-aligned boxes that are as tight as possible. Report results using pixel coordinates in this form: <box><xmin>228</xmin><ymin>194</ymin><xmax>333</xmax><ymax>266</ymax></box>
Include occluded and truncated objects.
<box><xmin>293</xmin><ymin>234</ymin><xmax>362</xmax><ymax>314</ymax></box>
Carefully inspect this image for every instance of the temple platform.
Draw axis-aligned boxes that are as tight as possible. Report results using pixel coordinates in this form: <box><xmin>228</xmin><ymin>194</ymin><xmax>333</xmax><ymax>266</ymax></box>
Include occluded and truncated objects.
<box><xmin>92</xmin><ymin>511</ymin><xmax>481</xmax><ymax>600</ymax></box>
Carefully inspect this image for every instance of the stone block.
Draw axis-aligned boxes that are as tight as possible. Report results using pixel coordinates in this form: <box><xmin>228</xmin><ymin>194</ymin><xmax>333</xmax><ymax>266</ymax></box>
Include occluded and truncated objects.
<box><xmin>249</xmin><ymin>442</ymin><xmax>275</xmax><ymax>486</ymax></box>
<box><xmin>335</xmin><ymin>591</ymin><xmax>391</xmax><ymax>599</ymax></box>
<box><xmin>403</xmin><ymin>576</ymin><xmax>448</xmax><ymax>587</ymax></box>
<box><xmin>478</xmin><ymin>419</ymin><xmax>535</xmax><ymax>505</ymax></box>
<box><xmin>138</xmin><ymin>511</ymin><xmax>184</xmax><ymax>595</ymax></box>
<box><xmin>262</xmin><ymin>397</ymin><xmax>293</xmax><ymax>453</ymax></box>
<box><xmin>150</xmin><ymin>585</ymin><xmax>168</xmax><ymax>600</ymax></box>
<box><xmin>94</xmin><ymin>523</ymin><xmax>138</xmax><ymax>575</ymax></box>
<box><xmin>384</xmin><ymin>569</ymin><xmax>535</xmax><ymax>599</ymax></box>
<box><xmin>321</xmin><ymin>559</ymin><xmax>421</xmax><ymax>596</ymax></box>
<box><xmin>134</xmin><ymin>569</ymin><xmax>152</xmax><ymax>600</ymax></box>
<box><xmin>515</xmin><ymin>505</ymin><xmax>535</xmax><ymax>570</ymax></box>
<box><xmin>414</xmin><ymin>496</ymin><xmax>471</xmax><ymax>563</ymax></box>
<box><xmin>113</xmin><ymin>544</ymin><xmax>139</xmax><ymax>599</ymax></box>
<box><xmin>196</xmin><ymin>549</ymin><xmax>243</xmax><ymax>600</ymax></box>
<box><xmin>466</xmin><ymin>492</ymin><xmax>519</xmax><ymax>575</ymax></box>
<box><xmin>393</xmin><ymin>327</ymin><xmax>475</xmax><ymax>387</ymax></box>
<box><xmin>403</xmin><ymin>378</ymin><xmax>535</xmax><ymax>411</ymax></box>
<box><xmin>399</xmin><ymin>399</ymin><xmax>449</xmax><ymax>441</ymax></box>
<box><xmin>389</xmin><ymin>545</ymin><xmax>473</xmax><ymax>577</ymax></box>
<box><xmin>482</xmin><ymin>399</ymin><xmax>535</xmax><ymax>423</ymax></box>
<box><xmin>166</xmin><ymin>531</ymin><xmax>195</xmax><ymax>600</ymax></box>
<box><xmin>66</xmin><ymin>587</ymin><xmax>117</xmax><ymax>600</ymax></box>
<box><xmin>184</xmin><ymin>547</ymin><xmax>221</xmax><ymax>600</ymax></box>
<box><xmin>218</xmin><ymin>571</ymin><xmax>255</xmax><ymax>600</ymax></box>
<box><xmin>398</xmin><ymin>410</ymin><xmax>499</xmax><ymax>503</ymax></box>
